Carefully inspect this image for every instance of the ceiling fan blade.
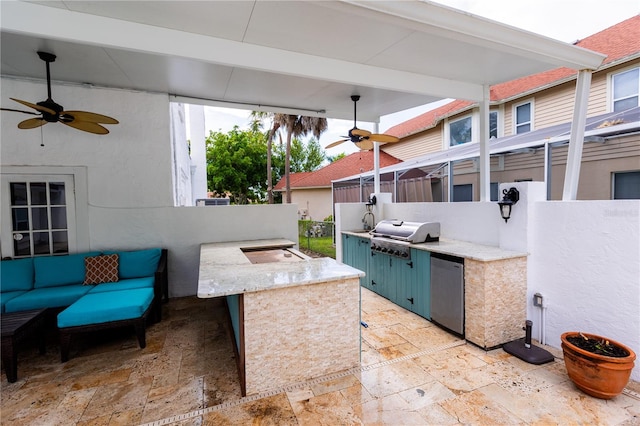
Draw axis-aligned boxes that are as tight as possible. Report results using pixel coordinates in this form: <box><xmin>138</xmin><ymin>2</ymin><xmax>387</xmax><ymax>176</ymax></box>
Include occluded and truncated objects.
<box><xmin>1</xmin><ymin>107</ymin><xmax>40</xmax><ymax>115</ymax></box>
<box><xmin>351</xmin><ymin>128</ymin><xmax>371</xmax><ymax>137</ymax></box>
<box><xmin>61</xmin><ymin>120</ymin><xmax>109</xmax><ymax>135</ymax></box>
<box><xmin>355</xmin><ymin>140</ymin><xmax>374</xmax><ymax>151</ymax></box>
<box><xmin>62</xmin><ymin>110</ymin><xmax>119</xmax><ymax>124</ymax></box>
<box><xmin>325</xmin><ymin>139</ymin><xmax>348</xmax><ymax>149</ymax></box>
<box><xmin>368</xmin><ymin>133</ymin><xmax>400</xmax><ymax>143</ymax></box>
<box><xmin>10</xmin><ymin>98</ymin><xmax>57</xmax><ymax>116</ymax></box>
<box><xmin>17</xmin><ymin>117</ymin><xmax>47</xmax><ymax>129</ymax></box>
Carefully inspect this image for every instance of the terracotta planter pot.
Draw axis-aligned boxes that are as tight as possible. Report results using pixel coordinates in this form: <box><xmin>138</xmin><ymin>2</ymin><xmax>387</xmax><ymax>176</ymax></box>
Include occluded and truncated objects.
<box><xmin>561</xmin><ymin>332</ymin><xmax>636</xmax><ymax>399</ymax></box>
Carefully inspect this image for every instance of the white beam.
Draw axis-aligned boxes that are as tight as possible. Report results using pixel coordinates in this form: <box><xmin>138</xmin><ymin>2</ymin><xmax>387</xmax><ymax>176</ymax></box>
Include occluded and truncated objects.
<box><xmin>373</xmin><ymin>123</ymin><xmax>381</xmax><ymax>194</ymax></box>
<box><xmin>562</xmin><ymin>70</ymin><xmax>593</xmax><ymax>200</ymax></box>
<box><xmin>1</xmin><ymin>1</ymin><xmax>485</xmax><ymax>101</ymax></box>
<box><xmin>478</xmin><ymin>85</ymin><xmax>491</xmax><ymax>201</ymax></box>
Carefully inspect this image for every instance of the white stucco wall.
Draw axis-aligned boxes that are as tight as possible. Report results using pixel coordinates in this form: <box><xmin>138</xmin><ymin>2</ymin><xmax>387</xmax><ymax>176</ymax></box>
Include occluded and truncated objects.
<box><xmin>170</xmin><ymin>102</ymin><xmax>193</xmax><ymax>206</ymax></box>
<box><xmin>384</xmin><ymin>200</ymin><xmax>500</xmax><ymax>246</ymax></box>
<box><xmin>1</xmin><ymin>78</ymin><xmax>299</xmax><ymax>297</ymax></box>
<box><xmin>1</xmin><ymin>78</ymin><xmax>175</xmax><ymax>208</ymax></box>
<box><xmin>530</xmin><ymin>200</ymin><xmax>640</xmax><ymax>381</ymax></box>
<box><xmin>187</xmin><ymin>104</ymin><xmax>208</xmax><ymax>203</ymax></box>
<box><xmin>89</xmin><ymin>204</ymin><xmax>299</xmax><ymax>297</ymax></box>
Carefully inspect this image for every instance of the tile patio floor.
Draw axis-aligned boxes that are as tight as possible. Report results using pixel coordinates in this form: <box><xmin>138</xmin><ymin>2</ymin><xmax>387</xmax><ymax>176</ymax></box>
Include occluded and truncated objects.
<box><xmin>1</xmin><ymin>288</ymin><xmax>639</xmax><ymax>425</ymax></box>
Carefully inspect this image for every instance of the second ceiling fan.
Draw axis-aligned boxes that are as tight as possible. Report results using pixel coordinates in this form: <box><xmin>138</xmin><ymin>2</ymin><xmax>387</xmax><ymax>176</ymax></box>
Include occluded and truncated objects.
<box><xmin>325</xmin><ymin>95</ymin><xmax>399</xmax><ymax>151</ymax></box>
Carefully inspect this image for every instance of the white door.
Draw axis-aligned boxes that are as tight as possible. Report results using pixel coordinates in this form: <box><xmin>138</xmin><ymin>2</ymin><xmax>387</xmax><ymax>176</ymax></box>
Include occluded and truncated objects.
<box><xmin>1</xmin><ymin>175</ymin><xmax>76</xmax><ymax>258</ymax></box>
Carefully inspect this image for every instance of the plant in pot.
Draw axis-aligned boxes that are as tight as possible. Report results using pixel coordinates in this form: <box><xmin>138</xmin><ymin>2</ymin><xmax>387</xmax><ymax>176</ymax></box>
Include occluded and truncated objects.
<box><xmin>561</xmin><ymin>331</ymin><xmax>636</xmax><ymax>399</ymax></box>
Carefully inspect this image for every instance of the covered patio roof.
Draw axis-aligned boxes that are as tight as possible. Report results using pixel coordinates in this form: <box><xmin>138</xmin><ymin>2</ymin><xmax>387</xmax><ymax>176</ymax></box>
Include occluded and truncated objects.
<box><xmin>333</xmin><ymin>106</ymin><xmax>640</xmax><ymax>182</ymax></box>
<box><xmin>1</xmin><ymin>1</ymin><xmax>605</xmax><ymax>122</ymax></box>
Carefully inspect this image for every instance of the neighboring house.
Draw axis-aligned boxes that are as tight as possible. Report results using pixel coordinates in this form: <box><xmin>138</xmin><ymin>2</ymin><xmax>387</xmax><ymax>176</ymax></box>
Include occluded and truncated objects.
<box><xmin>373</xmin><ymin>15</ymin><xmax>640</xmax><ymax>202</ymax></box>
<box><xmin>274</xmin><ymin>151</ymin><xmax>400</xmax><ymax>220</ymax></box>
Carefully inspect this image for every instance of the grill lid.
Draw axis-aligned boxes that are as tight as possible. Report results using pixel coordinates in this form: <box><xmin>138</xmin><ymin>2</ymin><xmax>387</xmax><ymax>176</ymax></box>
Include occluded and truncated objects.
<box><xmin>371</xmin><ymin>220</ymin><xmax>440</xmax><ymax>243</ymax></box>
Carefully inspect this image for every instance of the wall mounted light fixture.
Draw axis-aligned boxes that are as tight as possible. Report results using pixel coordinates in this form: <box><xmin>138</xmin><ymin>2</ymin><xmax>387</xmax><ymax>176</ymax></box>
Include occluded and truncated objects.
<box><xmin>497</xmin><ymin>187</ymin><xmax>520</xmax><ymax>223</ymax></box>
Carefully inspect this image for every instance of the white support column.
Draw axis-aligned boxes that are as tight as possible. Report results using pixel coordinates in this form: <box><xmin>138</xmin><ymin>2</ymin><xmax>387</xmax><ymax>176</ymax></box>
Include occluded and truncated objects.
<box><xmin>562</xmin><ymin>69</ymin><xmax>593</xmax><ymax>200</ymax></box>
<box><xmin>373</xmin><ymin>122</ymin><xmax>381</xmax><ymax>194</ymax></box>
<box><xmin>479</xmin><ymin>85</ymin><xmax>491</xmax><ymax>201</ymax></box>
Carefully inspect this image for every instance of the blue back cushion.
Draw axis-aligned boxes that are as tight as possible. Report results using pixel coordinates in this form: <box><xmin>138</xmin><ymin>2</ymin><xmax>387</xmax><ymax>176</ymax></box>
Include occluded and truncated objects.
<box><xmin>117</xmin><ymin>248</ymin><xmax>162</xmax><ymax>279</ymax></box>
<box><xmin>1</xmin><ymin>258</ymin><xmax>34</xmax><ymax>292</ymax></box>
<box><xmin>33</xmin><ymin>252</ymin><xmax>101</xmax><ymax>288</ymax></box>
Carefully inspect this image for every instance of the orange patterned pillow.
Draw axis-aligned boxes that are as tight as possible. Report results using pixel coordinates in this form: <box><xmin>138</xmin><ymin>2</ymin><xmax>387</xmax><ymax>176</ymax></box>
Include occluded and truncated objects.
<box><xmin>83</xmin><ymin>254</ymin><xmax>119</xmax><ymax>285</ymax></box>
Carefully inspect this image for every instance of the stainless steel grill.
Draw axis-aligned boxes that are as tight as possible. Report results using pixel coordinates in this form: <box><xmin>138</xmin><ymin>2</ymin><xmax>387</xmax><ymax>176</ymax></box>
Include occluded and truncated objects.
<box><xmin>370</xmin><ymin>220</ymin><xmax>440</xmax><ymax>259</ymax></box>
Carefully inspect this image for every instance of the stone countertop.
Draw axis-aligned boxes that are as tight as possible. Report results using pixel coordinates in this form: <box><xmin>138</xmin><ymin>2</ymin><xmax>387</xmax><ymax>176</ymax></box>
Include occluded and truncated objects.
<box><xmin>198</xmin><ymin>239</ymin><xmax>365</xmax><ymax>298</ymax></box>
<box><xmin>342</xmin><ymin>231</ymin><xmax>526</xmax><ymax>262</ymax></box>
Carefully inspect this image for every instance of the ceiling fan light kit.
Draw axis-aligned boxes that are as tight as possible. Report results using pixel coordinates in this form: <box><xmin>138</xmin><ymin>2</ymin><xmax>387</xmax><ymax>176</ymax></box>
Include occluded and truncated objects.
<box><xmin>1</xmin><ymin>51</ymin><xmax>119</xmax><ymax>135</ymax></box>
<box><xmin>325</xmin><ymin>95</ymin><xmax>400</xmax><ymax>151</ymax></box>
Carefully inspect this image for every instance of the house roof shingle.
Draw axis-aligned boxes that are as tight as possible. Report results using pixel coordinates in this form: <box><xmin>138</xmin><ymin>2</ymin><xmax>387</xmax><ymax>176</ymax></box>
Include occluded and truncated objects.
<box><xmin>385</xmin><ymin>15</ymin><xmax>640</xmax><ymax>139</ymax></box>
<box><xmin>274</xmin><ymin>151</ymin><xmax>401</xmax><ymax>190</ymax></box>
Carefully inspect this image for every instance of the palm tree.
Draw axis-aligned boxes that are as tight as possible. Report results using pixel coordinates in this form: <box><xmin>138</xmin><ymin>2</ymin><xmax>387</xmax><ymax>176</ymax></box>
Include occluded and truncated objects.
<box><xmin>249</xmin><ymin>111</ymin><xmax>280</xmax><ymax>204</ymax></box>
<box><xmin>252</xmin><ymin>112</ymin><xmax>327</xmax><ymax>204</ymax></box>
<box><xmin>273</xmin><ymin>114</ymin><xmax>327</xmax><ymax>203</ymax></box>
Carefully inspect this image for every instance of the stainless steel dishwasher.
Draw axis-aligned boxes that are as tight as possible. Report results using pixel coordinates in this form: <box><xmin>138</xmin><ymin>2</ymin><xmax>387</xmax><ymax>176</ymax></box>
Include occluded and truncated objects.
<box><xmin>430</xmin><ymin>253</ymin><xmax>464</xmax><ymax>336</ymax></box>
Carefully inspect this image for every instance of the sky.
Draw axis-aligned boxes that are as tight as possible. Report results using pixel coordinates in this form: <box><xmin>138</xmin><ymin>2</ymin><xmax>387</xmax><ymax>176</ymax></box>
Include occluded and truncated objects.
<box><xmin>202</xmin><ymin>0</ymin><xmax>639</xmax><ymax>157</ymax></box>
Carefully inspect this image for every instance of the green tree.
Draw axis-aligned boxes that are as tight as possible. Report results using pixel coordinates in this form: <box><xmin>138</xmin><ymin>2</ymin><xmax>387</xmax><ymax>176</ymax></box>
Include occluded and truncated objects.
<box><xmin>206</xmin><ymin>126</ymin><xmax>268</xmax><ymax>204</ymax></box>
<box><xmin>271</xmin><ymin>114</ymin><xmax>328</xmax><ymax>203</ymax></box>
<box><xmin>327</xmin><ymin>152</ymin><xmax>347</xmax><ymax>163</ymax></box>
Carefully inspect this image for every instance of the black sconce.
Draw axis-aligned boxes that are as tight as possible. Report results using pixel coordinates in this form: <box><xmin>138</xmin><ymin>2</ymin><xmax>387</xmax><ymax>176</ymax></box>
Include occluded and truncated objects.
<box><xmin>497</xmin><ymin>187</ymin><xmax>520</xmax><ymax>223</ymax></box>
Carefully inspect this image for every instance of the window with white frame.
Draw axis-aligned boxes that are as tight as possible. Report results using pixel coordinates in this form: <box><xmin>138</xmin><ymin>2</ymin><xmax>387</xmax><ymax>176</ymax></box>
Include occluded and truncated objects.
<box><xmin>515</xmin><ymin>101</ymin><xmax>532</xmax><ymax>134</ymax></box>
<box><xmin>612</xmin><ymin>67</ymin><xmax>639</xmax><ymax>112</ymax></box>
<box><xmin>1</xmin><ymin>175</ymin><xmax>76</xmax><ymax>258</ymax></box>
<box><xmin>449</xmin><ymin>116</ymin><xmax>472</xmax><ymax>146</ymax></box>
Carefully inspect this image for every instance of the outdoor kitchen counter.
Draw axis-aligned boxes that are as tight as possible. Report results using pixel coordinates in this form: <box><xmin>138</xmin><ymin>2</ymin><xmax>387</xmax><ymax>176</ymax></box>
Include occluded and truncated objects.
<box><xmin>198</xmin><ymin>239</ymin><xmax>364</xmax><ymax>297</ymax></box>
<box><xmin>342</xmin><ymin>231</ymin><xmax>527</xmax><ymax>349</ymax></box>
<box><xmin>341</xmin><ymin>231</ymin><xmax>527</xmax><ymax>261</ymax></box>
<box><xmin>197</xmin><ymin>239</ymin><xmax>363</xmax><ymax>397</ymax></box>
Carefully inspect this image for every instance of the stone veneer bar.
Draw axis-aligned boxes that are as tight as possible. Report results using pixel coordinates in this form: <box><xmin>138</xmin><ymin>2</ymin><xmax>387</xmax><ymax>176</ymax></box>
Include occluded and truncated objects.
<box><xmin>342</xmin><ymin>232</ymin><xmax>528</xmax><ymax>349</ymax></box>
<box><xmin>198</xmin><ymin>239</ymin><xmax>364</xmax><ymax>396</ymax></box>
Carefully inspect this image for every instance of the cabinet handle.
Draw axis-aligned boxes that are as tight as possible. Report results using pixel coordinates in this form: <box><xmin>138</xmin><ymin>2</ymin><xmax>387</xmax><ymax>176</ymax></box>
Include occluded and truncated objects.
<box><xmin>407</xmin><ymin>297</ymin><xmax>414</xmax><ymax>305</ymax></box>
<box><xmin>371</xmin><ymin>280</ymin><xmax>377</xmax><ymax>286</ymax></box>
<box><xmin>407</xmin><ymin>261</ymin><xmax>413</xmax><ymax>268</ymax></box>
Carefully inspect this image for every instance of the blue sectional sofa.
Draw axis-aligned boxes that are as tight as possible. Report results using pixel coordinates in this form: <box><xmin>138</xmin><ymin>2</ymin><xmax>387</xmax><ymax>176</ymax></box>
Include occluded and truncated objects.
<box><xmin>1</xmin><ymin>248</ymin><xmax>167</xmax><ymax>361</ymax></box>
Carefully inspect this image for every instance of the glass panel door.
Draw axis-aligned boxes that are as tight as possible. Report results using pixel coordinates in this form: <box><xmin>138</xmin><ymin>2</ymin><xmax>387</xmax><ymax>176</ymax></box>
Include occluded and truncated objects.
<box><xmin>1</xmin><ymin>175</ymin><xmax>75</xmax><ymax>258</ymax></box>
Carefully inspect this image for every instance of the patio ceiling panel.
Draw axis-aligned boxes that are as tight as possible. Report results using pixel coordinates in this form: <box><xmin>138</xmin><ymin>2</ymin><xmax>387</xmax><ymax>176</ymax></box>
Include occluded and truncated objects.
<box><xmin>1</xmin><ymin>1</ymin><xmax>605</xmax><ymax>124</ymax></box>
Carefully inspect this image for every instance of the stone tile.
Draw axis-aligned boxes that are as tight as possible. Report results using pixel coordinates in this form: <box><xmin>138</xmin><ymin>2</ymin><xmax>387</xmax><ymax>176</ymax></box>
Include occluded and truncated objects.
<box><xmin>289</xmin><ymin>391</ymin><xmax>361</xmax><ymax>424</ymax></box>
<box><xmin>140</xmin><ymin>377</ymin><xmax>204</xmax><ymax>424</ymax></box>
<box><xmin>359</xmin><ymin>359</ymin><xmax>436</xmax><ymax>398</ymax></box>
<box><xmin>439</xmin><ymin>388</ymin><xmax>526</xmax><ymax>424</ymax></box>
<box><xmin>80</xmin><ymin>376</ymin><xmax>153</xmax><ymax>420</ymax></box>
<box><xmin>398</xmin><ymin>381</ymin><xmax>457</xmax><ymax>409</ymax></box>
<box><xmin>362</xmin><ymin>325</ymin><xmax>409</xmax><ymax>349</ymax></box>
<box><xmin>355</xmin><ymin>393</ymin><xmax>431</xmax><ymax>425</ymax></box>
<box><xmin>203</xmin><ymin>393</ymin><xmax>297</xmax><ymax>425</ymax></box>
<box><xmin>310</xmin><ymin>374</ymin><xmax>361</xmax><ymax>396</ymax></box>
<box><xmin>2</xmin><ymin>294</ymin><xmax>639</xmax><ymax>426</ymax></box>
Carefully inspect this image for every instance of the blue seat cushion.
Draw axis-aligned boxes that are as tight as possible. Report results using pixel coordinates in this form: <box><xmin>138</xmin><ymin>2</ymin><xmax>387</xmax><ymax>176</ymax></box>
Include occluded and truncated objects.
<box><xmin>87</xmin><ymin>277</ymin><xmax>154</xmax><ymax>294</ymax></box>
<box><xmin>116</xmin><ymin>248</ymin><xmax>161</xmax><ymax>279</ymax></box>
<box><xmin>1</xmin><ymin>258</ymin><xmax>34</xmax><ymax>292</ymax></box>
<box><xmin>4</xmin><ymin>285</ymin><xmax>91</xmax><ymax>313</ymax></box>
<box><xmin>34</xmin><ymin>252</ymin><xmax>101</xmax><ymax>288</ymax></box>
<box><xmin>0</xmin><ymin>291</ymin><xmax>27</xmax><ymax>314</ymax></box>
<box><xmin>58</xmin><ymin>288</ymin><xmax>154</xmax><ymax>328</ymax></box>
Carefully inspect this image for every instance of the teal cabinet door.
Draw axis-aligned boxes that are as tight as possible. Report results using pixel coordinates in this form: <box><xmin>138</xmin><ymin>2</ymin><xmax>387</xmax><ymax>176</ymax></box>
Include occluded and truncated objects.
<box><xmin>394</xmin><ymin>256</ymin><xmax>416</xmax><ymax>312</ymax></box>
<box><xmin>411</xmin><ymin>249</ymin><xmax>431</xmax><ymax>319</ymax></box>
<box><xmin>342</xmin><ymin>234</ymin><xmax>370</xmax><ymax>289</ymax></box>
